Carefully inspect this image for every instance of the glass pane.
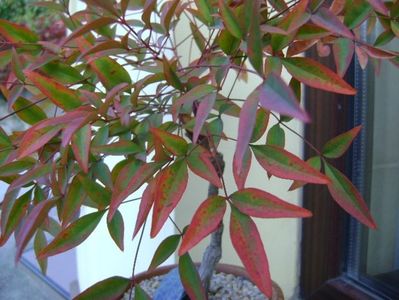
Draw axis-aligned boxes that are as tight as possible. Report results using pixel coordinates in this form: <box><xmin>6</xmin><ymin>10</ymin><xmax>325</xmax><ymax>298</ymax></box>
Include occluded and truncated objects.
<box><xmin>360</xmin><ymin>38</ymin><xmax>399</xmax><ymax>289</ymax></box>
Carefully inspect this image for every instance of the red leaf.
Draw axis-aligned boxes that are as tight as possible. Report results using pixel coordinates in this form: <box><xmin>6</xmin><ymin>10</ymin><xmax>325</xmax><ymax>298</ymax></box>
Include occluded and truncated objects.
<box><xmin>0</xmin><ymin>19</ymin><xmax>39</xmax><ymax>43</ymax></box>
<box><xmin>251</xmin><ymin>144</ymin><xmax>330</xmax><ymax>184</ymax></box>
<box><xmin>333</xmin><ymin>38</ymin><xmax>355</xmax><ymax>77</ymax></box>
<box><xmin>133</xmin><ymin>179</ymin><xmax>156</xmax><ymax>238</ymax></box>
<box><xmin>311</xmin><ymin>7</ymin><xmax>353</xmax><ymax>39</ymax></box>
<box><xmin>8</xmin><ymin>163</ymin><xmax>52</xmax><ymax>192</ymax></box>
<box><xmin>355</xmin><ymin>45</ymin><xmax>369</xmax><ymax>69</ymax></box>
<box><xmin>179</xmin><ymin>195</ymin><xmax>226</xmax><ymax>255</ymax></box>
<box><xmin>193</xmin><ymin>93</ymin><xmax>216</xmax><ymax>144</ymax></box>
<box><xmin>283</xmin><ymin>57</ymin><xmax>357</xmax><ymax>95</ymax></box>
<box><xmin>234</xmin><ymin>90</ymin><xmax>259</xmax><ymax>174</ymax></box>
<box><xmin>74</xmin><ymin>276</ymin><xmax>130</xmax><ymax>300</ymax></box>
<box><xmin>231</xmin><ymin>188</ymin><xmax>312</xmax><ymax>218</ymax></box>
<box><xmin>15</xmin><ymin>199</ymin><xmax>55</xmax><ymax>261</ymax></box>
<box><xmin>150</xmin><ymin>128</ymin><xmax>188</xmax><ymax>156</ymax></box>
<box><xmin>258</xmin><ymin>73</ymin><xmax>310</xmax><ymax>122</ymax></box>
<box><xmin>233</xmin><ymin>147</ymin><xmax>252</xmax><ymax>189</ymax></box>
<box><xmin>230</xmin><ymin>207</ymin><xmax>272</xmax><ymax>298</ymax></box>
<box><xmin>109</xmin><ymin>162</ymin><xmax>161</xmax><ymax>221</ymax></box>
<box><xmin>151</xmin><ymin>160</ymin><xmax>188</xmax><ymax>237</ymax></box>
<box><xmin>179</xmin><ymin>253</ymin><xmax>207</xmax><ymax>300</ymax></box>
<box><xmin>71</xmin><ymin>124</ymin><xmax>91</xmax><ymax>173</ymax></box>
<box><xmin>325</xmin><ymin>163</ymin><xmax>376</xmax><ymax>229</ymax></box>
<box><xmin>361</xmin><ymin>45</ymin><xmax>398</xmax><ymax>59</ymax></box>
<box><xmin>186</xmin><ymin>145</ymin><xmax>222</xmax><ymax>188</ymax></box>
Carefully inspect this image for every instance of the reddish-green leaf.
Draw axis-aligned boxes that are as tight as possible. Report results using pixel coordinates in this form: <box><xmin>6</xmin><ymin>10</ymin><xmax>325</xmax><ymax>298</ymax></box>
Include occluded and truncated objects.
<box><xmin>251</xmin><ymin>144</ymin><xmax>330</xmax><ymax>184</ymax></box>
<box><xmin>63</xmin><ymin>17</ymin><xmax>116</xmax><ymax>45</ymax></box>
<box><xmin>107</xmin><ymin>210</ymin><xmax>124</xmax><ymax>251</ymax></box>
<box><xmin>109</xmin><ymin>162</ymin><xmax>162</xmax><ymax>220</ymax></box>
<box><xmin>235</xmin><ymin>90</ymin><xmax>259</xmax><ymax>175</ymax></box>
<box><xmin>233</xmin><ymin>147</ymin><xmax>252</xmax><ymax>190</ymax></box>
<box><xmin>15</xmin><ymin>199</ymin><xmax>55</xmax><ymax>261</ymax></box>
<box><xmin>258</xmin><ymin>73</ymin><xmax>310</xmax><ymax>122</ymax></box>
<box><xmin>231</xmin><ymin>188</ymin><xmax>312</xmax><ymax>218</ymax></box>
<box><xmin>193</xmin><ymin>93</ymin><xmax>216</xmax><ymax>144</ymax></box>
<box><xmin>163</xmin><ymin>57</ymin><xmax>183</xmax><ymax>90</ymax></box>
<box><xmin>149</xmin><ymin>234</ymin><xmax>181</xmax><ymax>270</ymax></box>
<box><xmin>219</xmin><ymin>0</ymin><xmax>243</xmax><ymax>39</ymax></box>
<box><xmin>289</xmin><ymin>156</ymin><xmax>321</xmax><ymax>191</ymax></box>
<box><xmin>151</xmin><ymin>160</ymin><xmax>188</xmax><ymax>237</ymax></box>
<box><xmin>61</xmin><ymin>176</ymin><xmax>86</xmax><ymax>225</ymax></box>
<box><xmin>186</xmin><ymin>145</ymin><xmax>222</xmax><ymax>188</ymax></box>
<box><xmin>74</xmin><ymin>276</ymin><xmax>130</xmax><ymax>300</ymax></box>
<box><xmin>311</xmin><ymin>7</ymin><xmax>353</xmax><ymax>38</ymax></box>
<box><xmin>3</xmin><ymin>190</ymin><xmax>31</xmax><ymax>242</ymax></box>
<box><xmin>246</xmin><ymin>0</ymin><xmax>263</xmax><ymax>74</ymax></box>
<box><xmin>367</xmin><ymin>0</ymin><xmax>389</xmax><ymax>15</ymax></box>
<box><xmin>324</xmin><ymin>163</ymin><xmax>376</xmax><ymax>229</ymax></box>
<box><xmin>133</xmin><ymin>179</ymin><xmax>156</xmax><ymax>238</ymax></box>
<box><xmin>283</xmin><ymin>57</ymin><xmax>357</xmax><ymax>95</ymax></box>
<box><xmin>72</xmin><ymin>124</ymin><xmax>91</xmax><ymax>173</ymax></box>
<box><xmin>161</xmin><ymin>0</ymin><xmax>180</xmax><ymax>31</ymax></box>
<box><xmin>179</xmin><ymin>196</ymin><xmax>226</xmax><ymax>255</ymax></box>
<box><xmin>8</xmin><ymin>164</ymin><xmax>52</xmax><ymax>191</ymax></box>
<box><xmin>11</xmin><ymin>48</ymin><xmax>25</xmax><ymax>82</ymax></box>
<box><xmin>323</xmin><ymin>125</ymin><xmax>362</xmax><ymax>158</ymax></box>
<box><xmin>0</xmin><ymin>158</ymin><xmax>35</xmax><ymax>177</ymax></box>
<box><xmin>92</xmin><ymin>140</ymin><xmax>141</xmax><ymax>156</ymax></box>
<box><xmin>150</xmin><ymin>128</ymin><xmax>188</xmax><ymax>156</ymax></box>
<box><xmin>279</xmin><ymin>0</ymin><xmax>310</xmax><ymax>33</ymax></box>
<box><xmin>267</xmin><ymin>124</ymin><xmax>285</xmax><ymax>148</ymax></box>
<box><xmin>230</xmin><ymin>207</ymin><xmax>272</xmax><ymax>298</ymax></box>
<box><xmin>39</xmin><ymin>211</ymin><xmax>105</xmax><ymax>259</ymax></box>
<box><xmin>77</xmin><ymin>174</ymin><xmax>111</xmax><ymax>209</ymax></box>
<box><xmin>81</xmin><ymin>40</ymin><xmax>126</xmax><ymax>58</ymax></box>
<box><xmin>24</xmin><ymin>71</ymin><xmax>82</xmax><ymax>110</ymax></box>
<box><xmin>0</xmin><ymin>19</ymin><xmax>39</xmax><ymax>43</ymax></box>
<box><xmin>40</xmin><ymin>61</ymin><xmax>85</xmax><ymax>84</ymax></box>
<box><xmin>333</xmin><ymin>38</ymin><xmax>355</xmax><ymax>77</ymax></box>
<box><xmin>179</xmin><ymin>253</ymin><xmax>207</xmax><ymax>300</ymax></box>
<box><xmin>250</xmin><ymin>108</ymin><xmax>270</xmax><ymax>143</ymax></box>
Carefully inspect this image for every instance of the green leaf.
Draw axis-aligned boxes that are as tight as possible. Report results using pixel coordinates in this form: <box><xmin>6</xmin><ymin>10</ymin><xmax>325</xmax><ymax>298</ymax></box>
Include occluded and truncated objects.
<box><xmin>374</xmin><ymin>30</ymin><xmax>395</xmax><ymax>47</ymax></box>
<box><xmin>24</xmin><ymin>71</ymin><xmax>82</xmax><ymax>110</ymax></box>
<box><xmin>344</xmin><ymin>0</ymin><xmax>372</xmax><ymax>29</ymax></box>
<box><xmin>40</xmin><ymin>61</ymin><xmax>85</xmax><ymax>84</ymax></box>
<box><xmin>163</xmin><ymin>57</ymin><xmax>183</xmax><ymax>90</ymax></box>
<box><xmin>74</xmin><ymin>276</ymin><xmax>131</xmax><ymax>300</ymax></box>
<box><xmin>195</xmin><ymin>0</ymin><xmax>213</xmax><ymax>25</ymax></box>
<box><xmin>179</xmin><ymin>253</ymin><xmax>207</xmax><ymax>300</ymax></box>
<box><xmin>90</xmin><ymin>57</ymin><xmax>131</xmax><ymax>90</ymax></box>
<box><xmin>107</xmin><ymin>210</ymin><xmax>124</xmax><ymax>251</ymax></box>
<box><xmin>151</xmin><ymin>160</ymin><xmax>188</xmax><ymax>237</ymax></box>
<box><xmin>283</xmin><ymin>57</ymin><xmax>357</xmax><ymax>95</ymax></box>
<box><xmin>323</xmin><ymin>125</ymin><xmax>362</xmax><ymax>158</ymax></box>
<box><xmin>34</xmin><ymin>229</ymin><xmax>48</xmax><ymax>274</ymax></box>
<box><xmin>92</xmin><ymin>140</ymin><xmax>141</xmax><ymax>156</ymax></box>
<box><xmin>13</xmin><ymin>97</ymin><xmax>47</xmax><ymax>125</ymax></box>
<box><xmin>230</xmin><ymin>188</ymin><xmax>311</xmax><ymax>218</ymax></box>
<box><xmin>267</xmin><ymin>124</ymin><xmax>285</xmax><ymax>148</ymax></box>
<box><xmin>61</xmin><ymin>176</ymin><xmax>86</xmax><ymax>225</ymax></box>
<box><xmin>324</xmin><ymin>163</ymin><xmax>376</xmax><ymax>229</ymax></box>
<box><xmin>149</xmin><ymin>234</ymin><xmax>181</xmax><ymax>270</ymax></box>
<box><xmin>250</xmin><ymin>108</ymin><xmax>270</xmax><ymax>143</ymax></box>
<box><xmin>333</xmin><ymin>38</ymin><xmax>355</xmax><ymax>77</ymax></box>
<box><xmin>134</xmin><ymin>285</ymin><xmax>152</xmax><ymax>300</ymax></box>
<box><xmin>0</xmin><ymin>158</ymin><xmax>36</xmax><ymax>177</ymax></box>
<box><xmin>179</xmin><ymin>195</ymin><xmax>226</xmax><ymax>255</ymax></box>
<box><xmin>11</xmin><ymin>48</ymin><xmax>25</xmax><ymax>82</ymax></box>
<box><xmin>251</xmin><ymin>144</ymin><xmax>330</xmax><ymax>184</ymax></box>
<box><xmin>39</xmin><ymin>211</ymin><xmax>105</xmax><ymax>259</ymax></box>
<box><xmin>217</xmin><ymin>29</ymin><xmax>240</xmax><ymax>55</ymax></box>
<box><xmin>246</xmin><ymin>0</ymin><xmax>263</xmax><ymax>74</ymax></box>
<box><xmin>77</xmin><ymin>174</ymin><xmax>111</xmax><ymax>209</ymax></box>
<box><xmin>63</xmin><ymin>17</ymin><xmax>116</xmax><ymax>44</ymax></box>
<box><xmin>3</xmin><ymin>190</ymin><xmax>31</xmax><ymax>242</ymax></box>
<box><xmin>289</xmin><ymin>156</ymin><xmax>321</xmax><ymax>191</ymax></box>
<box><xmin>219</xmin><ymin>0</ymin><xmax>243</xmax><ymax>39</ymax></box>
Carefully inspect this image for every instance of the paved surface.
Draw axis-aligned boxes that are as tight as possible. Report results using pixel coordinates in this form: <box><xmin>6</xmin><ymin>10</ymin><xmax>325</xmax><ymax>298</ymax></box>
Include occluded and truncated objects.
<box><xmin>0</xmin><ymin>240</ymin><xmax>65</xmax><ymax>300</ymax></box>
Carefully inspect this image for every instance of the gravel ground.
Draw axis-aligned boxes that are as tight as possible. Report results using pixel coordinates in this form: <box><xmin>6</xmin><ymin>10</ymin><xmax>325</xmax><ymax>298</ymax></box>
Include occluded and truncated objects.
<box><xmin>123</xmin><ymin>271</ymin><xmax>268</xmax><ymax>300</ymax></box>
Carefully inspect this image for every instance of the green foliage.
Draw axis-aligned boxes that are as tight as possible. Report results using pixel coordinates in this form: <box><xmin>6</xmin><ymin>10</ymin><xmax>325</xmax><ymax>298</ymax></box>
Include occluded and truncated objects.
<box><xmin>0</xmin><ymin>1</ymin><xmax>398</xmax><ymax>298</ymax></box>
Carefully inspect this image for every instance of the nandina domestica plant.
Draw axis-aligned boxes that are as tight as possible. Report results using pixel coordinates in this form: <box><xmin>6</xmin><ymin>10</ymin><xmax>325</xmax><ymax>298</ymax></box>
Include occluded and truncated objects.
<box><xmin>0</xmin><ymin>0</ymin><xmax>398</xmax><ymax>299</ymax></box>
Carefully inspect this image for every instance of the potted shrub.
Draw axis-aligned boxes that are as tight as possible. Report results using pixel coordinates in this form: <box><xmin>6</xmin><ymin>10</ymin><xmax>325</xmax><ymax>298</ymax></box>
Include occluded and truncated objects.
<box><xmin>0</xmin><ymin>0</ymin><xmax>398</xmax><ymax>299</ymax></box>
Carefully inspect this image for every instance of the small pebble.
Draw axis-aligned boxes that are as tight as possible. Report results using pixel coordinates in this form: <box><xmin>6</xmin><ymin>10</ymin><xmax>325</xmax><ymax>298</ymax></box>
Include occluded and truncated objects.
<box><xmin>123</xmin><ymin>271</ymin><xmax>269</xmax><ymax>300</ymax></box>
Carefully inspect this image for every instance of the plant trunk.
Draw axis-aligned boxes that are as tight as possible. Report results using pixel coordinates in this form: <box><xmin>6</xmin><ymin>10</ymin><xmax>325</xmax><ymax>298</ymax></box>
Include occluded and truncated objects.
<box><xmin>198</xmin><ymin>152</ymin><xmax>225</xmax><ymax>292</ymax></box>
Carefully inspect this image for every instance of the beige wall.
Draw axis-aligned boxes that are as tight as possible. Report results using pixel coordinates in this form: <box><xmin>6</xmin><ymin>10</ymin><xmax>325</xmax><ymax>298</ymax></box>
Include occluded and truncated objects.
<box><xmin>174</xmin><ymin>16</ymin><xmax>304</xmax><ymax>300</ymax></box>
